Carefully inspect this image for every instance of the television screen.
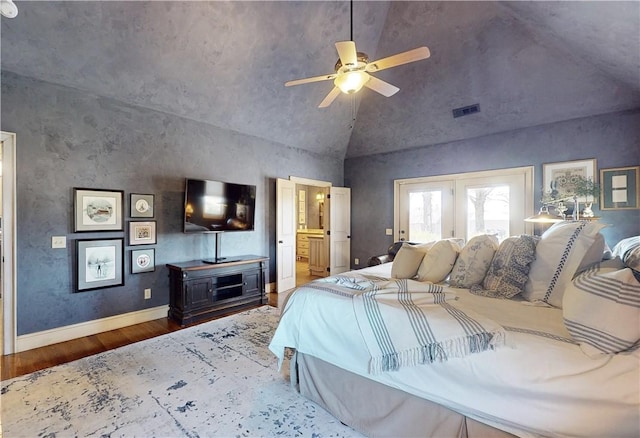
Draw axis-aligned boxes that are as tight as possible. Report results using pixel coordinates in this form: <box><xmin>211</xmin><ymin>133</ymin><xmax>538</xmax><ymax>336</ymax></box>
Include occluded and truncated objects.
<box><xmin>184</xmin><ymin>178</ymin><xmax>256</xmax><ymax>233</ymax></box>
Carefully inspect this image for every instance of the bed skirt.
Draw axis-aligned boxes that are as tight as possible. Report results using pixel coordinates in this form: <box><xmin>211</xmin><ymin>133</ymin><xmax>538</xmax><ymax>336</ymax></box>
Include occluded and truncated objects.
<box><xmin>294</xmin><ymin>352</ymin><xmax>517</xmax><ymax>438</ymax></box>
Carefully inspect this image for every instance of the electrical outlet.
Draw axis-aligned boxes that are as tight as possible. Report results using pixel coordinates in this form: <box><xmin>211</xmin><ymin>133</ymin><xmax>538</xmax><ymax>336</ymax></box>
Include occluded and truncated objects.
<box><xmin>52</xmin><ymin>236</ymin><xmax>66</xmax><ymax>249</ymax></box>
<box><xmin>354</xmin><ymin>258</ymin><xmax>360</xmax><ymax>265</ymax></box>
<box><xmin>385</xmin><ymin>228</ymin><xmax>393</xmax><ymax>236</ymax></box>
<box><xmin>144</xmin><ymin>288</ymin><xmax>151</xmax><ymax>300</ymax></box>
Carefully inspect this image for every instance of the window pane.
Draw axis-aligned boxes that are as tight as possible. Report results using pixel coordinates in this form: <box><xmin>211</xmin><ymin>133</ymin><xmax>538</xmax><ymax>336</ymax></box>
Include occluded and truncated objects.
<box><xmin>409</xmin><ymin>190</ymin><xmax>442</xmax><ymax>242</ymax></box>
<box><xmin>466</xmin><ymin>186</ymin><xmax>510</xmax><ymax>241</ymax></box>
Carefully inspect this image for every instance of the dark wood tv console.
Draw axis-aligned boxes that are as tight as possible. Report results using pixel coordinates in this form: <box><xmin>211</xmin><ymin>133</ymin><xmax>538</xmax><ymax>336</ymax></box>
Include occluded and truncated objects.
<box><xmin>166</xmin><ymin>255</ymin><xmax>268</xmax><ymax>326</ymax></box>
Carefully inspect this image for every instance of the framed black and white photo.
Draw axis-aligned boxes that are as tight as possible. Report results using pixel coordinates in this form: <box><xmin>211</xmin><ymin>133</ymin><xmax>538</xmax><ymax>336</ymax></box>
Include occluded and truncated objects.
<box><xmin>130</xmin><ymin>193</ymin><xmax>154</xmax><ymax>218</ymax></box>
<box><xmin>74</xmin><ymin>188</ymin><xmax>124</xmax><ymax>232</ymax></box>
<box><xmin>77</xmin><ymin>238</ymin><xmax>124</xmax><ymax>292</ymax></box>
<box><xmin>131</xmin><ymin>248</ymin><xmax>155</xmax><ymax>274</ymax></box>
<box><xmin>129</xmin><ymin>221</ymin><xmax>157</xmax><ymax>245</ymax></box>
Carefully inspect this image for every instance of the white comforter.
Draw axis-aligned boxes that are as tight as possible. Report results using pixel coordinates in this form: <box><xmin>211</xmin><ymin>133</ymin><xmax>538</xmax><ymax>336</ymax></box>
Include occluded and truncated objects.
<box><xmin>269</xmin><ymin>264</ymin><xmax>640</xmax><ymax>438</ymax></box>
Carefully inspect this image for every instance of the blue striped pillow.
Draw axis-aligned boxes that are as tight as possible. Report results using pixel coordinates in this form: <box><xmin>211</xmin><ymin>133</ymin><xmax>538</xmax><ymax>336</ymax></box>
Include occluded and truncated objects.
<box><xmin>563</xmin><ymin>260</ymin><xmax>640</xmax><ymax>357</ymax></box>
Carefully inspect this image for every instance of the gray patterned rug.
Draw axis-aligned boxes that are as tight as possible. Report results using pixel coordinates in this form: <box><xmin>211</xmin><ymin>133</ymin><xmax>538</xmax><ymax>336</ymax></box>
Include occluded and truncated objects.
<box><xmin>1</xmin><ymin>306</ymin><xmax>362</xmax><ymax>437</ymax></box>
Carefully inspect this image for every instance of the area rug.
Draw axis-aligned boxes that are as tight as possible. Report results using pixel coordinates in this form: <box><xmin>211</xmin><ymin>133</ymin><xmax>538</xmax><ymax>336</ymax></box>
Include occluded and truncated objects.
<box><xmin>1</xmin><ymin>306</ymin><xmax>362</xmax><ymax>437</ymax></box>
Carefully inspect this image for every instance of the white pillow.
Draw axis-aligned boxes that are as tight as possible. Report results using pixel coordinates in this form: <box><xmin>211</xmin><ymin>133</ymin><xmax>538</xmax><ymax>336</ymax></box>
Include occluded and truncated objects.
<box><xmin>391</xmin><ymin>243</ymin><xmax>428</xmax><ymax>279</ymax></box>
<box><xmin>416</xmin><ymin>239</ymin><xmax>461</xmax><ymax>283</ymax></box>
<box><xmin>449</xmin><ymin>234</ymin><xmax>499</xmax><ymax>288</ymax></box>
<box><xmin>574</xmin><ymin>232</ymin><xmax>606</xmax><ymax>276</ymax></box>
<box><xmin>612</xmin><ymin>236</ymin><xmax>640</xmax><ymax>272</ymax></box>
<box><xmin>523</xmin><ymin>221</ymin><xmax>606</xmax><ymax>308</ymax></box>
<box><xmin>563</xmin><ymin>260</ymin><xmax>640</xmax><ymax>357</ymax></box>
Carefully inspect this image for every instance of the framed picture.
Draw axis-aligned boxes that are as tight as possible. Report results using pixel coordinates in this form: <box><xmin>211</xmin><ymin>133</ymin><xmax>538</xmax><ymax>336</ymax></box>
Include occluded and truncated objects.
<box><xmin>74</xmin><ymin>188</ymin><xmax>124</xmax><ymax>232</ymax></box>
<box><xmin>600</xmin><ymin>166</ymin><xmax>640</xmax><ymax>210</ymax></box>
<box><xmin>543</xmin><ymin>159</ymin><xmax>597</xmax><ymax>199</ymax></box>
<box><xmin>77</xmin><ymin>238</ymin><xmax>124</xmax><ymax>292</ymax></box>
<box><xmin>130</xmin><ymin>193</ymin><xmax>155</xmax><ymax>218</ymax></box>
<box><xmin>129</xmin><ymin>221</ymin><xmax>157</xmax><ymax>245</ymax></box>
<box><xmin>131</xmin><ymin>248</ymin><xmax>155</xmax><ymax>274</ymax></box>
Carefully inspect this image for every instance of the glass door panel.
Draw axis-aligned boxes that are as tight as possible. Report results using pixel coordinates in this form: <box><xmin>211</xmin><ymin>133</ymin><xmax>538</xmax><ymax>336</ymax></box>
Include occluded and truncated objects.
<box><xmin>399</xmin><ymin>182</ymin><xmax>454</xmax><ymax>242</ymax></box>
<box><xmin>466</xmin><ymin>185</ymin><xmax>510</xmax><ymax>240</ymax></box>
<box><xmin>456</xmin><ymin>174</ymin><xmax>526</xmax><ymax>242</ymax></box>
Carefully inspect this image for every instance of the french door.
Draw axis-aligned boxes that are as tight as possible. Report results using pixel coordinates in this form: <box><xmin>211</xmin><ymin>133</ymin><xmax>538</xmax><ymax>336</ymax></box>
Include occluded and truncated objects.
<box><xmin>395</xmin><ymin>167</ymin><xmax>533</xmax><ymax>243</ymax></box>
<box><xmin>398</xmin><ymin>181</ymin><xmax>454</xmax><ymax>241</ymax></box>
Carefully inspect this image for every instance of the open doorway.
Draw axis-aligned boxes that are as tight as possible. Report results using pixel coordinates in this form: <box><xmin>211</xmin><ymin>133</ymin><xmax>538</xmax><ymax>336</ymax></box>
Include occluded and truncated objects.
<box><xmin>294</xmin><ymin>183</ymin><xmax>328</xmax><ymax>286</ymax></box>
<box><xmin>276</xmin><ymin>177</ymin><xmax>351</xmax><ymax>293</ymax></box>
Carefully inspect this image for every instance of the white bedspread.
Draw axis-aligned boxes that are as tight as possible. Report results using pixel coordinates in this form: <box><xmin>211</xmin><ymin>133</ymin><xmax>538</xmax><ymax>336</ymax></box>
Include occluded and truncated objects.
<box><xmin>269</xmin><ymin>264</ymin><xmax>640</xmax><ymax>438</ymax></box>
<box><xmin>313</xmin><ymin>274</ymin><xmax>505</xmax><ymax>373</ymax></box>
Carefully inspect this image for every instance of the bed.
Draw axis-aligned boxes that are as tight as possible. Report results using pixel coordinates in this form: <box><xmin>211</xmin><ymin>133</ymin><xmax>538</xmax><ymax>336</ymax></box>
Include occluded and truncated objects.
<box><xmin>269</xmin><ymin>223</ymin><xmax>640</xmax><ymax>438</ymax></box>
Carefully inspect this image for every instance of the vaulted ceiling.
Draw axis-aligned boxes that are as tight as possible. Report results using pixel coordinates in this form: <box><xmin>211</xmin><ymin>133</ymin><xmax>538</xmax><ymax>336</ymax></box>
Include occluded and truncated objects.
<box><xmin>2</xmin><ymin>1</ymin><xmax>639</xmax><ymax>159</ymax></box>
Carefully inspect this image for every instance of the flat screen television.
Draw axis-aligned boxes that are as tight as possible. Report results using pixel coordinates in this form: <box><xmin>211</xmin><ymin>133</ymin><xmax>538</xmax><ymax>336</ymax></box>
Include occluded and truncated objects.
<box><xmin>183</xmin><ymin>178</ymin><xmax>256</xmax><ymax>233</ymax></box>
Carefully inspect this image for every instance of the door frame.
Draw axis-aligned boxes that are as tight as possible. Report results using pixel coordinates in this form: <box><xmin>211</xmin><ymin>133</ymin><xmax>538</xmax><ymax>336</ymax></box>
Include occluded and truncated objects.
<box><xmin>278</xmin><ymin>176</ymin><xmax>331</xmax><ymax>290</ymax></box>
<box><xmin>1</xmin><ymin>131</ymin><xmax>17</xmax><ymax>354</ymax></box>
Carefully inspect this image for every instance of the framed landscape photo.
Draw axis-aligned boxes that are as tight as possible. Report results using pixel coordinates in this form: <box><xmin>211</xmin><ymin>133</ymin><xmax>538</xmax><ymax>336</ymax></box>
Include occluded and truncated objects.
<box><xmin>129</xmin><ymin>221</ymin><xmax>157</xmax><ymax>246</ymax></box>
<box><xmin>77</xmin><ymin>238</ymin><xmax>124</xmax><ymax>292</ymax></box>
<box><xmin>130</xmin><ymin>193</ymin><xmax>154</xmax><ymax>218</ymax></box>
<box><xmin>74</xmin><ymin>188</ymin><xmax>124</xmax><ymax>232</ymax></box>
<box><xmin>543</xmin><ymin>159</ymin><xmax>597</xmax><ymax>199</ymax></box>
<box><xmin>600</xmin><ymin>166</ymin><xmax>640</xmax><ymax>210</ymax></box>
<box><xmin>131</xmin><ymin>248</ymin><xmax>155</xmax><ymax>274</ymax></box>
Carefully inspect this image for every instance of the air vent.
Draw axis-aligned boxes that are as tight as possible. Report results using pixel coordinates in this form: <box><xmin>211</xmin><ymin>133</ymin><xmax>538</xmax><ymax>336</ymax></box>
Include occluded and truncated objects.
<box><xmin>452</xmin><ymin>104</ymin><xmax>480</xmax><ymax>118</ymax></box>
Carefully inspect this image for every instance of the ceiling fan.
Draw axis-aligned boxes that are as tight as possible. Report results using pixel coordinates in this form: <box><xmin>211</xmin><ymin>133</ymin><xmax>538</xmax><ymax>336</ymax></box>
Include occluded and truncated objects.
<box><xmin>285</xmin><ymin>2</ymin><xmax>430</xmax><ymax>108</ymax></box>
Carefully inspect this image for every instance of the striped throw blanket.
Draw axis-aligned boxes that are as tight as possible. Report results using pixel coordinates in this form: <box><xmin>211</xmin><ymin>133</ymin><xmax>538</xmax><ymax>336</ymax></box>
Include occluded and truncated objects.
<box><xmin>314</xmin><ymin>274</ymin><xmax>506</xmax><ymax>373</ymax></box>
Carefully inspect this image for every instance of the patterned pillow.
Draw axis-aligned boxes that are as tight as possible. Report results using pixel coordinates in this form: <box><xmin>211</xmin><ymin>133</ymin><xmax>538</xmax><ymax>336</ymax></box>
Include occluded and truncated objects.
<box><xmin>523</xmin><ymin>221</ymin><xmax>606</xmax><ymax>308</ymax></box>
<box><xmin>449</xmin><ymin>234</ymin><xmax>499</xmax><ymax>288</ymax></box>
<box><xmin>416</xmin><ymin>239</ymin><xmax>461</xmax><ymax>283</ymax></box>
<box><xmin>563</xmin><ymin>260</ymin><xmax>640</xmax><ymax>357</ymax></box>
<box><xmin>612</xmin><ymin>236</ymin><xmax>640</xmax><ymax>272</ymax></box>
<box><xmin>471</xmin><ymin>235</ymin><xmax>538</xmax><ymax>298</ymax></box>
<box><xmin>391</xmin><ymin>243</ymin><xmax>428</xmax><ymax>279</ymax></box>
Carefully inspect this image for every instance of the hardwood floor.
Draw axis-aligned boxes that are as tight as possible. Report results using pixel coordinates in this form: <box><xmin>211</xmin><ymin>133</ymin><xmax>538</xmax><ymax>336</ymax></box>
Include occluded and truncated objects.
<box><xmin>1</xmin><ymin>294</ymin><xmax>283</xmax><ymax>381</ymax></box>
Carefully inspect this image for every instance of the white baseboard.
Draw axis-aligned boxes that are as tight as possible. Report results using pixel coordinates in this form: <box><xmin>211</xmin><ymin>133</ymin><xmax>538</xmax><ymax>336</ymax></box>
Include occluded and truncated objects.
<box><xmin>16</xmin><ymin>305</ymin><xmax>169</xmax><ymax>353</ymax></box>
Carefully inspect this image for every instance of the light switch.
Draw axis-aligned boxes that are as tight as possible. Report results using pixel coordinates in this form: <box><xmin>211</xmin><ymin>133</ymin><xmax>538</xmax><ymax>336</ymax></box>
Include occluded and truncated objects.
<box><xmin>385</xmin><ymin>228</ymin><xmax>393</xmax><ymax>236</ymax></box>
<box><xmin>52</xmin><ymin>236</ymin><xmax>66</xmax><ymax>249</ymax></box>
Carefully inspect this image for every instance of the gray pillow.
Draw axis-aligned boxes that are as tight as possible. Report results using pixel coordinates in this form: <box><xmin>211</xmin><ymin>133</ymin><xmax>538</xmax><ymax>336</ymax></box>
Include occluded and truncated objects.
<box><xmin>449</xmin><ymin>234</ymin><xmax>499</xmax><ymax>288</ymax></box>
<box><xmin>471</xmin><ymin>235</ymin><xmax>538</xmax><ymax>298</ymax></box>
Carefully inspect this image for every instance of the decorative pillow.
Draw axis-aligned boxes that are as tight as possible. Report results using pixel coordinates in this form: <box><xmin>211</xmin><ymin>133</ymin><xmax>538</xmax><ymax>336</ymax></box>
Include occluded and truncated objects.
<box><xmin>574</xmin><ymin>232</ymin><xmax>606</xmax><ymax>276</ymax></box>
<box><xmin>612</xmin><ymin>236</ymin><xmax>640</xmax><ymax>272</ymax></box>
<box><xmin>449</xmin><ymin>234</ymin><xmax>499</xmax><ymax>288</ymax></box>
<box><xmin>470</xmin><ymin>235</ymin><xmax>538</xmax><ymax>298</ymax></box>
<box><xmin>391</xmin><ymin>243</ymin><xmax>428</xmax><ymax>279</ymax></box>
<box><xmin>416</xmin><ymin>239</ymin><xmax>461</xmax><ymax>283</ymax></box>
<box><xmin>563</xmin><ymin>260</ymin><xmax>640</xmax><ymax>357</ymax></box>
<box><xmin>523</xmin><ymin>221</ymin><xmax>606</xmax><ymax>308</ymax></box>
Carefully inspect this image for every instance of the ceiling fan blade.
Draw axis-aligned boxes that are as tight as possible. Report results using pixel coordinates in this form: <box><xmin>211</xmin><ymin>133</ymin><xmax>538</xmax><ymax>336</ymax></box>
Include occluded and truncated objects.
<box><xmin>285</xmin><ymin>73</ymin><xmax>337</xmax><ymax>87</ymax></box>
<box><xmin>335</xmin><ymin>41</ymin><xmax>358</xmax><ymax>67</ymax></box>
<box><xmin>364</xmin><ymin>76</ymin><xmax>399</xmax><ymax>97</ymax></box>
<box><xmin>318</xmin><ymin>87</ymin><xmax>341</xmax><ymax>108</ymax></box>
<box><xmin>366</xmin><ymin>46</ymin><xmax>431</xmax><ymax>73</ymax></box>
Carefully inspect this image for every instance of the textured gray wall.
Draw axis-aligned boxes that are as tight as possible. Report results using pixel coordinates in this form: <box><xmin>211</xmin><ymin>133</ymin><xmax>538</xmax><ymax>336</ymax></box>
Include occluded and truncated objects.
<box><xmin>1</xmin><ymin>71</ymin><xmax>343</xmax><ymax>335</ymax></box>
<box><xmin>345</xmin><ymin>110</ymin><xmax>640</xmax><ymax>266</ymax></box>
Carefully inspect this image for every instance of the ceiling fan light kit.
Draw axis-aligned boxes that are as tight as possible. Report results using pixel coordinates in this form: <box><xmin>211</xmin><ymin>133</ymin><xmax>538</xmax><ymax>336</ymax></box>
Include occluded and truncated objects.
<box><xmin>334</xmin><ymin>71</ymin><xmax>370</xmax><ymax>94</ymax></box>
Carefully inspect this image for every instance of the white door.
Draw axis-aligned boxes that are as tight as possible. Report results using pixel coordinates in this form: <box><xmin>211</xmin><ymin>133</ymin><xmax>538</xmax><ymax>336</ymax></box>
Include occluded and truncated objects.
<box><xmin>276</xmin><ymin>178</ymin><xmax>296</xmax><ymax>292</ymax></box>
<box><xmin>1</xmin><ymin>131</ymin><xmax>16</xmax><ymax>354</ymax></box>
<box><xmin>328</xmin><ymin>186</ymin><xmax>351</xmax><ymax>275</ymax></box>
<box><xmin>398</xmin><ymin>181</ymin><xmax>455</xmax><ymax>242</ymax></box>
<box><xmin>454</xmin><ymin>174</ymin><xmax>527</xmax><ymax>241</ymax></box>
